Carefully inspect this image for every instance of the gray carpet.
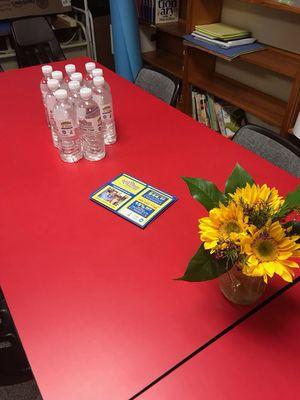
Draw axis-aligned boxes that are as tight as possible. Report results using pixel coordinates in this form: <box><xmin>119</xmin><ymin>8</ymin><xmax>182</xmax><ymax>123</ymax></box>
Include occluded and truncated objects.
<box><xmin>0</xmin><ymin>380</ymin><xmax>42</xmax><ymax>400</ymax></box>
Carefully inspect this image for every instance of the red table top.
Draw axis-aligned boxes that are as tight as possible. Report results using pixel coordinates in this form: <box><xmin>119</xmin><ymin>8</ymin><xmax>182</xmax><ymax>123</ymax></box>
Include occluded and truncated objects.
<box><xmin>139</xmin><ymin>282</ymin><xmax>300</xmax><ymax>400</ymax></box>
<box><xmin>0</xmin><ymin>57</ymin><xmax>299</xmax><ymax>400</ymax></box>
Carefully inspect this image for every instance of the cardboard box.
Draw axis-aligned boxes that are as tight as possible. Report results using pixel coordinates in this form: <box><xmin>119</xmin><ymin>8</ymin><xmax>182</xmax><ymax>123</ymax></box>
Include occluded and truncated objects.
<box><xmin>0</xmin><ymin>1</ymin><xmax>72</xmax><ymax>21</ymax></box>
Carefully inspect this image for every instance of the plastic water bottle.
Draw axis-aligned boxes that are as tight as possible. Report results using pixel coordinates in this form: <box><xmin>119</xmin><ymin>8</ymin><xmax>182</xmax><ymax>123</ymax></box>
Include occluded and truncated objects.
<box><xmin>68</xmin><ymin>80</ymin><xmax>81</xmax><ymax>108</ymax></box>
<box><xmin>45</xmin><ymin>79</ymin><xmax>60</xmax><ymax>147</ymax></box>
<box><xmin>77</xmin><ymin>87</ymin><xmax>105</xmax><ymax>161</ymax></box>
<box><xmin>92</xmin><ymin>76</ymin><xmax>116</xmax><ymax>145</ymax></box>
<box><xmin>84</xmin><ymin>62</ymin><xmax>96</xmax><ymax>88</ymax></box>
<box><xmin>53</xmin><ymin>89</ymin><xmax>82</xmax><ymax>163</ymax></box>
<box><xmin>92</xmin><ymin>68</ymin><xmax>110</xmax><ymax>92</ymax></box>
<box><xmin>70</xmin><ymin>72</ymin><xmax>83</xmax><ymax>87</ymax></box>
<box><xmin>52</xmin><ymin>70</ymin><xmax>67</xmax><ymax>90</ymax></box>
<box><xmin>40</xmin><ymin>65</ymin><xmax>53</xmax><ymax>101</ymax></box>
<box><xmin>64</xmin><ymin>64</ymin><xmax>76</xmax><ymax>84</ymax></box>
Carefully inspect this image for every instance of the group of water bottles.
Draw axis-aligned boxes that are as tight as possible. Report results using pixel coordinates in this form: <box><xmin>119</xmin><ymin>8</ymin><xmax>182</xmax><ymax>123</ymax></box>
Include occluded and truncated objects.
<box><xmin>40</xmin><ymin>61</ymin><xmax>117</xmax><ymax>163</ymax></box>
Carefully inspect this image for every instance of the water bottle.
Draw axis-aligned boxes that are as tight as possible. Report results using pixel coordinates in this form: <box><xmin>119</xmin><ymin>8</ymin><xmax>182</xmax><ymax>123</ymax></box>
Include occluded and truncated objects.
<box><xmin>77</xmin><ymin>87</ymin><xmax>105</xmax><ymax>161</ymax></box>
<box><xmin>92</xmin><ymin>68</ymin><xmax>110</xmax><ymax>92</ymax></box>
<box><xmin>45</xmin><ymin>79</ymin><xmax>60</xmax><ymax>147</ymax></box>
<box><xmin>70</xmin><ymin>72</ymin><xmax>83</xmax><ymax>87</ymax></box>
<box><xmin>68</xmin><ymin>80</ymin><xmax>81</xmax><ymax>108</ymax></box>
<box><xmin>64</xmin><ymin>64</ymin><xmax>76</xmax><ymax>84</ymax></box>
<box><xmin>53</xmin><ymin>89</ymin><xmax>83</xmax><ymax>163</ymax></box>
<box><xmin>52</xmin><ymin>70</ymin><xmax>67</xmax><ymax>91</ymax></box>
<box><xmin>92</xmin><ymin>76</ymin><xmax>116</xmax><ymax>145</ymax></box>
<box><xmin>84</xmin><ymin>62</ymin><xmax>96</xmax><ymax>88</ymax></box>
<box><xmin>40</xmin><ymin>65</ymin><xmax>53</xmax><ymax>102</ymax></box>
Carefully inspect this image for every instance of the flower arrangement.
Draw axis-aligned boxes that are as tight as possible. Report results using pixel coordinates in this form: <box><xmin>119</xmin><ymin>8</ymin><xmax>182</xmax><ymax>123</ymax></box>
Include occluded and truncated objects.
<box><xmin>178</xmin><ymin>164</ymin><xmax>300</xmax><ymax>302</ymax></box>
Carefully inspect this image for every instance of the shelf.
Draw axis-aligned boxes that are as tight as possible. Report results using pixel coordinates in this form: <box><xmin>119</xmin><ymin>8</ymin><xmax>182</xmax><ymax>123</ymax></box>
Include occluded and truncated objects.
<box><xmin>156</xmin><ymin>20</ymin><xmax>187</xmax><ymax>38</ymax></box>
<box><xmin>184</xmin><ymin>41</ymin><xmax>300</xmax><ymax>78</ymax></box>
<box><xmin>239</xmin><ymin>0</ymin><xmax>300</xmax><ymax>14</ymax></box>
<box><xmin>189</xmin><ymin>72</ymin><xmax>287</xmax><ymax>127</ymax></box>
<box><xmin>142</xmin><ymin>50</ymin><xmax>183</xmax><ymax>79</ymax></box>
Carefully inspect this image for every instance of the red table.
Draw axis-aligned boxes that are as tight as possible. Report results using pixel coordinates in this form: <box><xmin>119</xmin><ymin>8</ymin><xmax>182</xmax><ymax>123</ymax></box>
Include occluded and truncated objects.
<box><xmin>0</xmin><ymin>57</ymin><xmax>299</xmax><ymax>400</ymax></box>
<box><xmin>139</xmin><ymin>282</ymin><xmax>300</xmax><ymax>400</ymax></box>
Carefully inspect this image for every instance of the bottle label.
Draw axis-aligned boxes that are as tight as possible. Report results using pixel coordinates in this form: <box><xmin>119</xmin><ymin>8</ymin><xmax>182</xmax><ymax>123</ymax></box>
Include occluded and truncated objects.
<box><xmin>100</xmin><ymin>104</ymin><xmax>113</xmax><ymax>122</ymax></box>
<box><xmin>57</xmin><ymin>120</ymin><xmax>75</xmax><ymax>137</ymax></box>
<box><xmin>79</xmin><ymin>106</ymin><xmax>102</xmax><ymax>134</ymax></box>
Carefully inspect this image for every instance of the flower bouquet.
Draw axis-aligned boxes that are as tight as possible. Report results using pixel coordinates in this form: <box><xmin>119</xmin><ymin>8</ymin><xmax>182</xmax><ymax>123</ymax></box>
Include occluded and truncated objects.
<box><xmin>178</xmin><ymin>164</ymin><xmax>300</xmax><ymax>305</ymax></box>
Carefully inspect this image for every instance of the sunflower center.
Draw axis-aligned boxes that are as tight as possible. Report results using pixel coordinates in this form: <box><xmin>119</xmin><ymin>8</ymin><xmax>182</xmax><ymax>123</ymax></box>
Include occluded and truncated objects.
<box><xmin>222</xmin><ymin>221</ymin><xmax>241</xmax><ymax>235</ymax></box>
<box><xmin>253</xmin><ymin>238</ymin><xmax>278</xmax><ymax>261</ymax></box>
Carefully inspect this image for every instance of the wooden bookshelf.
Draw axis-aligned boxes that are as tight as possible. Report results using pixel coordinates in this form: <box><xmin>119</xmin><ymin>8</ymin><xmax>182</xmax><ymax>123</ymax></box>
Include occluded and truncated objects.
<box><xmin>138</xmin><ymin>0</ymin><xmax>300</xmax><ymax>136</ymax></box>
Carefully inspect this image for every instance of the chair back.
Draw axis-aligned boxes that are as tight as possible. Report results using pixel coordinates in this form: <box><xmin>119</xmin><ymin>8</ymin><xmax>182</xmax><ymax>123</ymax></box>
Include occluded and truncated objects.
<box><xmin>11</xmin><ymin>17</ymin><xmax>65</xmax><ymax>67</ymax></box>
<box><xmin>135</xmin><ymin>66</ymin><xmax>181</xmax><ymax>107</ymax></box>
<box><xmin>233</xmin><ymin>124</ymin><xmax>300</xmax><ymax>178</ymax></box>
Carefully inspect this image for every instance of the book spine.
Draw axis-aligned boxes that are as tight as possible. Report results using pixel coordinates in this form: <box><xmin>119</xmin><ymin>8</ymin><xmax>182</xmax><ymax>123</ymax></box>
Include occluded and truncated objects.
<box><xmin>214</xmin><ymin>102</ymin><xmax>226</xmax><ymax>135</ymax></box>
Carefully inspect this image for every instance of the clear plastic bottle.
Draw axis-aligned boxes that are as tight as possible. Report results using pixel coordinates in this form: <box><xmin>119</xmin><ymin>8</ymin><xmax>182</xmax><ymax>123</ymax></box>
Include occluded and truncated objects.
<box><xmin>84</xmin><ymin>62</ymin><xmax>96</xmax><ymax>88</ymax></box>
<box><xmin>64</xmin><ymin>64</ymin><xmax>76</xmax><ymax>84</ymax></box>
<box><xmin>92</xmin><ymin>76</ymin><xmax>116</xmax><ymax>145</ymax></box>
<box><xmin>70</xmin><ymin>72</ymin><xmax>83</xmax><ymax>87</ymax></box>
<box><xmin>77</xmin><ymin>87</ymin><xmax>105</xmax><ymax>161</ymax></box>
<box><xmin>45</xmin><ymin>79</ymin><xmax>60</xmax><ymax>147</ymax></box>
<box><xmin>53</xmin><ymin>89</ymin><xmax>83</xmax><ymax>163</ymax></box>
<box><xmin>52</xmin><ymin>70</ymin><xmax>67</xmax><ymax>91</ymax></box>
<box><xmin>68</xmin><ymin>80</ymin><xmax>81</xmax><ymax>108</ymax></box>
<box><xmin>40</xmin><ymin>65</ymin><xmax>53</xmax><ymax>101</ymax></box>
<box><xmin>91</xmin><ymin>68</ymin><xmax>110</xmax><ymax>92</ymax></box>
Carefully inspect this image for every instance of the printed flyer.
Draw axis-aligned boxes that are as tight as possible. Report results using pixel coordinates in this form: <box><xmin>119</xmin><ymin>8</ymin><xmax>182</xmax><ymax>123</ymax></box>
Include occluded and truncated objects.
<box><xmin>90</xmin><ymin>173</ymin><xmax>177</xmax><ymax>228</ymax></box>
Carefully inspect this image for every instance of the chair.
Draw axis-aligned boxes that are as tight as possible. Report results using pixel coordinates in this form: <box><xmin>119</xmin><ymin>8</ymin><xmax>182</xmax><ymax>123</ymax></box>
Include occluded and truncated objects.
<box><xmin>11</xmin><ymin>17</ymin><xmax>65</xmax><ymax>68</ymax></box>
<box><xmin>0</xmin><ymin>64</ymin><xmax>3</xmax><ymax>72</ymax></box>
<box><xmin>135</xmin><ymin>66</ymin><xmax>181</xmax><ymax>107</ymax></box>
<box><xmin>233</xmin><ymin>124</ymin><xmax>300</xmax><ymax>178</ymax></box>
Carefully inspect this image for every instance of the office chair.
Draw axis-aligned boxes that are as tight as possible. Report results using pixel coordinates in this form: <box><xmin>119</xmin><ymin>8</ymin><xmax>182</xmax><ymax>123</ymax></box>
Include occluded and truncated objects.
<box><xmin>233</xmin><ymin>124</ymin><xmax>300</xmax><ymax>178</ymax></box>
<box><xmin>11</xmin><ymin>16</ymin><xmax>66</xmax><ymax>68</ymax></box>
<box><xmin>135</xmin><ymin>65</ymin><xmax>181</xmax><ymax>107</ymax></box>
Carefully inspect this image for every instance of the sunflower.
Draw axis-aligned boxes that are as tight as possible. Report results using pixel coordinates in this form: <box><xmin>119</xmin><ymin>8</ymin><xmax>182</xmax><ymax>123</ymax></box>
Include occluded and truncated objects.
<box><xmin>241</xmin><ymin>221</ymin><xmax>300</xmax><ymax>283</ymax></box>
<box><xmin>230</xmin><ymin>183</ymin><xmax>284</xmax><ymax>226</ymax></box>
<box><xmin>199</xmin><ymin>201</ymin><xmax>248</xmax><ymax>253</ymax></box>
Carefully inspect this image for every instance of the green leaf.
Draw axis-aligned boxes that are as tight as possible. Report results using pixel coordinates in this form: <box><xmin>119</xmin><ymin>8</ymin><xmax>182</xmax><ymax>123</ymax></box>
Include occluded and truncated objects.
<box><xmin>176</xmin><ymin>244</ymin><xmax>232</xmax><ymax>282</ymax></box>
<box><xmin>182</xmin><ymin>177</ymin><xmax>226</xmax><ymax>211</ymax></box>
<box><xmin>225</xmin><ymin>163</ymin><xmax>254</xmax><ymax>194</ymax></box>
<box><xmin>283</xmin><ymin>220</ymin><xmax>300</xmax><ymax>243</ymax></box>
<box><xmin>276</xmin><ymin>185</ymin><xmax>300</xmax><ymax>218</ymax></box>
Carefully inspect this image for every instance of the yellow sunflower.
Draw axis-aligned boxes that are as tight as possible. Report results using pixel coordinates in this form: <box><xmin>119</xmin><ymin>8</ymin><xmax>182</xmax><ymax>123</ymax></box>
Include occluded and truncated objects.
<box><xmin>241</xmin><ymin>221</ymin><xmax>300</xmax><ymax>283</ymax></box>
<box><xmin>230</xmin><ymin>183</ymin><xmax>284</xmax><ymax>214</ymax></box>
<box><xmin>199</xmin><ymin>201</ymin><xmax>248</xmax><ymax>252</ymax></box>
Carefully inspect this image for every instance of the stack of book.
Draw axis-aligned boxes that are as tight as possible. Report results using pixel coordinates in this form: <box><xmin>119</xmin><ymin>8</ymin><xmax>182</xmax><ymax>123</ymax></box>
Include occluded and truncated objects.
<box><xmin>184</xmin><ymin>23</ymin><xmax>265</xmax><ymax>60</ymax></box>
<box><xmin>191</xmin><ymin>88</ymin><xmax>247</xmax><ymax>138</ymax></box>
<box><xmin>136</xmin><ymin>0</ymin><xmax>179</xmax><ymax>24</ymax></box>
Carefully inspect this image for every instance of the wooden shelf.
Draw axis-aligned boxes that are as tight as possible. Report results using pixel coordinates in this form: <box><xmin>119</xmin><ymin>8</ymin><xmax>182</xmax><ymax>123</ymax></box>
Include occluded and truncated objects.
<box><xmin>184</xmin><ymin>41</ymin><xmax>300</xmax><ymax>78</ymax></box>
<box><xmin>189</xmin><ymin>72</ymin><xmax>287</xmax><ymax>127</ymax></box>
<box><xmin>239</xmin><ymin>0</ymin><xmax>300</xmax><ymax>14</ymax></box>
<box><xmin>142</xmin><ymin>51</ymin><xmax>183</xmax><ymax>79</ymax></box>
<box><xmin>156</xmin><ymin>20</ymin><xmax>187</xmax><ymax>38</ymax></box>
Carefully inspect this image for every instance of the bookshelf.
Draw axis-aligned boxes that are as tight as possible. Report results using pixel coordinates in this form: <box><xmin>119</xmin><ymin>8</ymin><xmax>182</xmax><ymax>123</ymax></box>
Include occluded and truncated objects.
<box><xmin>138</xmin><ymin>0</ymin><xmax>300</xmax><ymax>136</ymax></box>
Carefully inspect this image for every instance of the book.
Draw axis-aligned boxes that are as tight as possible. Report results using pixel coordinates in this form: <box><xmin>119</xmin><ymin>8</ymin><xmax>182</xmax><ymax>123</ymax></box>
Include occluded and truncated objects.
<box><xmin>155</xmin><ymin>0</ymin><xmax>179</xmax><ymax>24</ymax></box>
<box><xmin>221</xmin><ymin>105</ymin><xmax>247</xmax><ymax>138</ymax></box>
<box><xmin>191</xmin><ymin>32</ymin><xmax>256</xmax><ymax>48</ymax></box>
<box><xmin>90</xmin><ymin>173</ymin><xmax>177</xmax><ymax>229</ymax></box>
<box><xmin>195</xmin><ymin>23</ymin><xmax>250</xmax><ymax>40</ymax></box>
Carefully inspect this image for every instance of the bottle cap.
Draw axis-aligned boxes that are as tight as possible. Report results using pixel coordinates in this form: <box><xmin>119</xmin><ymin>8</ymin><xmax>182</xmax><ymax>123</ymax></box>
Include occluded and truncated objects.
<box><xmin>68</xmin><ymin>80</ymin><xmax>80</xmax><ymax>91</ymax></box>
<box><xmin>92</xmin><ymin>68</ymin><xmax>103</xmax><ymax>77</ymax></box>
<box><xmin>65</xmin><ymin>64</ymin><xmax>76</xmax><ymax>74</ymax></box>
<box><xmin>93</xmin><ymin>76</ymin><xmax>105</xmax><ymax>87</ymax></box>
<box><xmin>71</xmin><ymin>72</ymin><xmax>83</xmax><ymax>82</ymax></box>
<box><xmin>85</xmin><ymin>62</ymin><xmax>96</xmax><ymax>72</ymax></box>
<box><xmin>47</xmin><ymin>79</ymin><xmax>59</xmax><ymax>91</ymax></box>
<box><xmin>80</xmin><ymin>87</ymin><xmax>92</xmax><ymax>100</ymax></box>
<box><xmin>42</xmin><ymin>65</ymin><xmax>53</xmax><ymax>75</ymax></box>
<box><xmin>54</xmin><ymin>89</ymin><xmax>68</xmax><ymax>100</ymax></box>
<box><xmin>52</xmin><ymin>70</ymin><xmax>63</xmax><ymax>81</ymax></box>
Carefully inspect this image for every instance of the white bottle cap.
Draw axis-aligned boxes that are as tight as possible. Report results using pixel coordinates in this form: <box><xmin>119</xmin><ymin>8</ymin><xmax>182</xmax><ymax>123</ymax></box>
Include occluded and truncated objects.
<box><xmin>93</xmin><ymin>76</ymin><xmax>105</xmax><ymax>87</ymax></box>
<box><xmin>54</xmin><ymin>89</ymin><xmax>68</xmax><ymax>100</ymax></box>
<box><xmin>47</xmin><ymin>79</ymin><xmax>59</xmax><ymax>91</ymax></box>
<box><xmin>71</xmin><ymin>72</ymin><xmax>83</xmax><ymax>82</ymax></box>
<box><xmin>80</xmin><ymin>87</ymin><xmax>92</xmax><ymax>100</ymax></box>
<box><xmin>52</xmin><ymin>70</ymin><xmax>63</xmax><ymax>81</ymax></box>
<box><xmin>42</xmin><ymin>65</ymin><xmax>53</xmax><ymax>75</ymax></box>
<box><xmin>92</xmin><ymin>68</ymin><xmax>103</xmax><ymax>77</ymax></box>
<box><xmin>65</xmin><ymin>64</ymin><xmax>76</xmax><ymax>74</ymax></box>
<box><xmin>85</xmin><ymin>62</ymin><xmax>96</xmax><ymax>72</ymax></box>
<box><xmin>68</xmin><ymin>80</ymin><xmax>80</xmax><ymax>91</ymax></box>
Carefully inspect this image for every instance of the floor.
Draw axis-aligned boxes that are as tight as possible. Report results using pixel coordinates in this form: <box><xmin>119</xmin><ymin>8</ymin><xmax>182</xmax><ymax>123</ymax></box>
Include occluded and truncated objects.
<box><xmin>0</xmin><ymin>380</ymin><xmax>41</xmax><ymax>400</ymax></box>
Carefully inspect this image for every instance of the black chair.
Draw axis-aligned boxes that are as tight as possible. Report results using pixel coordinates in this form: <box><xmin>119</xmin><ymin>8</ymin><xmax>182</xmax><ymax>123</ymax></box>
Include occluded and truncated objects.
<box><xmin>233</xmin><ymin>124</ymin><xmax>300</xmax><ymax>178</ymax></box>
<box><xmin>0</xmin><ymin>65</ymin><xmax>3</xmax><ymax>72</ymax></box>
<box><xmin>11</xmin><ymin>16</ymin><xmax>65</xmax><ymax>68</ymax></box>
<box><xmin>135</xmin><ymin>65</ymin><xmax>181</xmax><ymax>107</ymax></box>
